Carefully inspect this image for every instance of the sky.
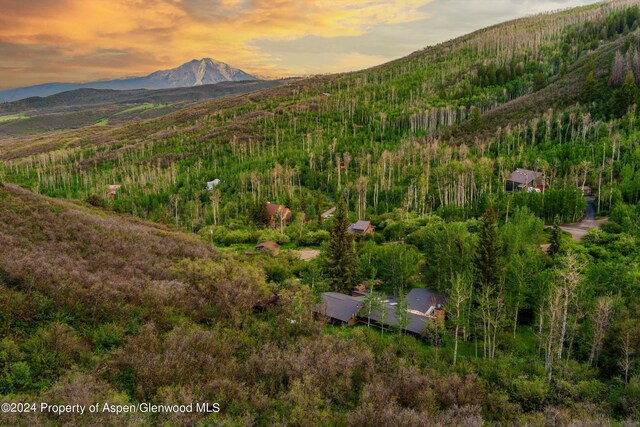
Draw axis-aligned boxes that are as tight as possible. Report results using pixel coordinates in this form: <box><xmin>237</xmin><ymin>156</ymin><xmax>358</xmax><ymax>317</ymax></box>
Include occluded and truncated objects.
<box><xmin>0</xmin><ymin>0</ymin><xmax>600</xmax><ymax>90</ymax></box>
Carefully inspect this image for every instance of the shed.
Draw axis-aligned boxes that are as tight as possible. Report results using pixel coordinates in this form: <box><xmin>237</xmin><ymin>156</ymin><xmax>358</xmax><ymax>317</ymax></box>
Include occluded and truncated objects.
<box><xmin>255</xmin><ymin>241</ymin><xmax>281</xmax><ymax>256</ymax></box>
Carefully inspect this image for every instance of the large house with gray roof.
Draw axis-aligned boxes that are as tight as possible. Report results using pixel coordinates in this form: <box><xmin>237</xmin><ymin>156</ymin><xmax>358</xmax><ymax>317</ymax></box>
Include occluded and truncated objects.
<box><xmin>506</xmin><ymin>168</ymin><xmax>547</xmax><ymax>192</ymax></box>
<box><xmin>313</xmin><ymin>288</ymin><xmax>446</xmax><ymax>336</ymax></box>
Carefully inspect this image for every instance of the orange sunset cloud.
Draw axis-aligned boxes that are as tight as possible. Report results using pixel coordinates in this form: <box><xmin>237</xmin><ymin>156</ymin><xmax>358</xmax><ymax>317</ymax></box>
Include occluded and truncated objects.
<box><xmin>0</xmin><ymin>0</ymin><xmax>433</xmax><ymax>89</ymax></box>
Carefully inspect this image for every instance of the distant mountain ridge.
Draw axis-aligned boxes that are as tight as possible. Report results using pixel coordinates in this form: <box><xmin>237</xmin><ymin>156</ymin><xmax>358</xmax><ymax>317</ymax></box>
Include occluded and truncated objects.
<box><xmin>0</xmin><ymin>58</ymin><xmax>257</xmax><ymax>102</ymax></box>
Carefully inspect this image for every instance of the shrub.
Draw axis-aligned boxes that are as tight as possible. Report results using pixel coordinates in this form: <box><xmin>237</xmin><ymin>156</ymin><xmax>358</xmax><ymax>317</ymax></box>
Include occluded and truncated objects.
<box><xmin>88</xmin><ymin>323</ymin><xmax>126</xmax><ymax>352</ymax></box>
<box><xmin>297</xmin><ymin>230</ymin><xmax>330</xmax><ymax>246</ymax></box>
<box><xmin>86</xmin><ymin>194</ymin><xmax>106</xmax><ymax>208</ymax></box>
<box><xmin>511</xmin><ymin>377</ymin><xmax>549</xmax><ymax>412</ymax></box>
<box><xmin>258</xmin><ymin>230</ymin><xmax>290</xmax><ymax>245</ymax></box>
<box><xmin>601</xmin><ymin>221</ymin><xmax>623</xmax><ymax>234</ymax></box>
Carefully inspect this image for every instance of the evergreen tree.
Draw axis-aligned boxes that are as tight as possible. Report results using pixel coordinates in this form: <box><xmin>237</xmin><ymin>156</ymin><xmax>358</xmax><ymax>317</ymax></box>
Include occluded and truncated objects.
<box><xmin>613</xmin><ymin>71</ymin><xmax>637</xmax><ymax>117</ymax></box>
<box><xmin>581</xmin><ymin>71</ymin><xmax>598</xmax><ymax>104</ymax></box>
<box><xmin>251</xmin><ymin>198</ymin><xmax>270</xmax><ymax>227</ymax></box>
<box><xmin>548</xmin><ymin>215</ymin><xmax>563</xmax><ymax>258</ymax></box>
<box><xmin>326</xmin><ymin>195</ymin><xmax>358</xmax><ymax>292</ymax></box>
<box><xmin>533</xmin><ymin>72</ymin><xmax>546</xmax><ymax>91</ymax></box>
<box><xmin>469</xmin><ymin>106</ymin><xmax>482</xmax><ymax>131</ymax></box>
<box><xmin>474</xmin><ymin>206</ymin><xmax>503</xmax><ymax>291</ymax></box>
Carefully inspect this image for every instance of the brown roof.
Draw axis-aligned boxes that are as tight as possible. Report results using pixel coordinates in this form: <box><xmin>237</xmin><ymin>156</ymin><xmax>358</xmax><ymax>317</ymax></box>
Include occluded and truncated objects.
<box><xmin>321</xmin><ymin>207</ymin><xmax>336</xmax><ymax>219</ymax></box>
<box><xmin>509</xmin><ymin>169</ymin><xmax>544</xmax><ymax>185</ymax></box>
<box><xmin>267</xmin><ymin>203</ymin><xmax>292</xmax><ymax>219</ymax></box>
<box><xmin>256</xmin><ymin>241</ymin><xmax>280</xmax><ymax>250</ymax></box>
<box><xmin>349</xmin><ymin>220</ymin><xmax>373</xmax><ymax>233</ymax></box>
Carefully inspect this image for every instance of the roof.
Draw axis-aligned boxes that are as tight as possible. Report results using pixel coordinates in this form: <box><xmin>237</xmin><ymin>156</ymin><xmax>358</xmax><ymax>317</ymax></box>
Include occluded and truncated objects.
<box><xmin>349</xmin><ymin>220</ymin><xmax>372</xmax><ymax>232</ymax></box>
<box><xmin>509</xmin><ymin>169</ymin><xmax>544</xmax><ymax>185</ymax></box>
<box><xmin>321</xmin><ymin>207</ymin><xmax>336</xmax><ymax>218</ymax></box>
<box><xmin>405</xmin><ymin>288</ymin><xmax>447</xmax><ymax>314</ymax></box>
<box><xmin>256</xmin><ymin>241</ymin><xmax>280</xmax><ymax>250</ymax></box>
<box><xmin>313</xmin><ymin>292</ymin><xmax>364</xmax><ymax>323</ymax></box>
<box><xmin>365</xmin><ymin>304</ymin><xmax>429</xmax><ymax>335</ymax></box>
<box><xmin>267</xmin><ymin>203</ymin><xmax>291</xmax><ymax>218</ymax></box>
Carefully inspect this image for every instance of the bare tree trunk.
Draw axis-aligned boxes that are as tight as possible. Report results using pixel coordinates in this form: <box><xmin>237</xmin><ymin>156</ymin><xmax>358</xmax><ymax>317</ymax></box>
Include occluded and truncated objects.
<box><xmin>588</xmin><ymin>296</ymin><xmax>614</xmax><ymax>367</ymax></box>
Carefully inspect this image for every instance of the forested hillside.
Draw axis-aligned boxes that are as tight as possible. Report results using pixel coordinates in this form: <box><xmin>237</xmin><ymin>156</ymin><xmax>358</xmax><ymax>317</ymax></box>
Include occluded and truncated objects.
<box><xmin>1</xmin><ymin>0</ymin><xmax>640</xmax><ymax>425</ymax></box>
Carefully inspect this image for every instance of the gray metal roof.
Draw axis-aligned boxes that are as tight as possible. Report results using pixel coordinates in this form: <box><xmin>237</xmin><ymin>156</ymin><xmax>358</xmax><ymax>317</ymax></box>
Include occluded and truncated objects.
<box><xmin>508</xmin><ymin>168</ymin><xmax>543</xmax><ymax>185</ymax></box>
<box><xmin>364</xmin><ymin>304</ymin><xmax>429</xmax><ymax>335</ymax></box>
<box><xmin>405</xmin><ymin>289</ymin><xmax>447</xmax><ymax>314</ymax></box>
<box><xmin>314</xmin><ymin>288</ymin><xmax>446</xmax><ymax>335</ymax></box>
<box><xmin>313</xmin><ymin>292</ymin><xmax>364</xmax><ymax>323</ymax></box>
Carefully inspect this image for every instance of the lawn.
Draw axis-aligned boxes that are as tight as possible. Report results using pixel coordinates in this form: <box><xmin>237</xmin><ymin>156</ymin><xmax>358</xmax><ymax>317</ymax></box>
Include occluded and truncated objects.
<box><xmin>0</xmin><ymin>114</ymin><xmax>29</xmax><ymax>123</ymax></box>
<box><xmin>115</xmin><ymin>103</ymin><xmax>170</xmax><ymax>115</ymax></box>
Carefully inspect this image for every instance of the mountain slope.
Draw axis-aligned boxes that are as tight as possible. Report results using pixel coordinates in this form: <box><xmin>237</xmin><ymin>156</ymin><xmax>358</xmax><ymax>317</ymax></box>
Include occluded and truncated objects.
<box><xmin>2</xmin><ymin>0</ymin><xmax>639</xmax><ymax>218</ymax></box>
<box><xmin>0</xmin><ymin>58</ymin><xmax>257</xmax><ymax>103</ymax></box>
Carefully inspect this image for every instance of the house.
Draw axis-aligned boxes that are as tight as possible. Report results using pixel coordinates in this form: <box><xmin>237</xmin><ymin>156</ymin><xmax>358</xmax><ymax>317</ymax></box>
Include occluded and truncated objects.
<box><xmin>321</xmin><ymin>207</ymin><xmax>336</xmax><ymax>220</ymax></box>
<box><xmin>206</xmin><ymin>179</ymin><xmax>220</xmax><ymax>191</ymax></box>
<box><xmin>365</xmin><ymin>303</ymin><xmax>433</xmax><ymax>335</ymax></box>
<box><xmin>267</xmin><ymin>203</ymin><xmax>292</xmax><ymax>228</ymax></box>
<box><xmin>579</xmin><ymin>185</ymin><xmax>592</xmax><ymax>196</ymax></box>
<box><xmin>362</xmin><ymin>289</ymin><xmax>447</xmax><ymax>335</ymax></box>
<box><xmin>348</xmin><ymin>220</ymin><xmax>375</xmax><ymax>236</ymax></box>
<box><xmin>506</xmin><ymin>168</ymin><xmax>546</xmax><ymax>192</ymax></box>
<box><xmin>255</xmin><ymin>241</ymin><xmax>281</xmax><ymax>256</ymax></box>
<box><xmin>106</xmin><ymin>184</ymin><xmax>121</xmax><ymax>200</ymax></box>
<box><xmin>313</xmin><ymin>292</ymin><xmax>364</xmax><ymax>326</ymax></box>
<box><xmin>314</xmin><ymin>288</ymin><xmax>447</xmax><ymax>336</ymax></box>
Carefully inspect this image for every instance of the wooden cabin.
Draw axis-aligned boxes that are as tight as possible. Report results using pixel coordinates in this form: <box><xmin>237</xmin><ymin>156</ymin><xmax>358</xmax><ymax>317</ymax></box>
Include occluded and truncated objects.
<box><xmin>348</xmin><ymin>220</ymin><xmax>375</xmax><ymax>236</ymax></box>
<box><xmin>266</xmin><ymin>203</ymin><xmax>292</xmax><ymax>228</ymax></box>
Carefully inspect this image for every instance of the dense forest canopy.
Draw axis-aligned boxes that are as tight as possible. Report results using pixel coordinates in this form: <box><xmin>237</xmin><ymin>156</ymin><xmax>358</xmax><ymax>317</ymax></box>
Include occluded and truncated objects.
<box><xmin>1</xmin><ymin>1</ymin><xmax>640</xmax><ymax>425</ymax></box>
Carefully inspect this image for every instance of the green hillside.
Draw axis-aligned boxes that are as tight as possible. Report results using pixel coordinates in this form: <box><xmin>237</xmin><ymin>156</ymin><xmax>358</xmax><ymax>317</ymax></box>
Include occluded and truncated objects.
<box><xmin>1</xmin><ymin>1</ymin><xmax>640</xmax><ymax>424</ymax></box>
<box><xmin>3</xmin><ymin>1</ymin><xmax>640</xmax><ymax>225</ymax></box>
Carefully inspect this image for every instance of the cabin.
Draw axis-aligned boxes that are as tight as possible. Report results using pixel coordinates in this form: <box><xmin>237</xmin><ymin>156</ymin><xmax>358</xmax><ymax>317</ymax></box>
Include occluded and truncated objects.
<box><xmin>313</xmin><ymin>292</ymin><xmax>364</xmax><ymax>326</ymax></box>
<box><xmin>267</xmin><ymin>203</ymin><xmax>292</xmax><ymax>228</ymax></box>
<box><xmin>321</xmin><ymin>207</ymin><xmax>336</xmax><ymax>220</ymax></box>
<box><xmin>579</xmin><ymin>186</ymin><xmax>592</xmax><ymax>196</ymax></box>
<box><xmin>348</xmin><ymin>220</ymin><xmax>375</xmax><ymax>236</ymax></box>
<box><xmin>107</xmin><ymin>184</ymin><xmax>121</xmax><ymax>200</ymax></box>
<box><xmin>314</xmin><ymin>288</ymin><xmax>447</xmax><ymax>336</ymax></box>
<box><xmin>255</xmin><ymin>241</ymin><xmax>281</xmax><ymax>256</ymax></box>
<box><xmin>506</xmin><ymin>169</ymin><xmax>546</xmax><ymax>192</ymax></box>
<box><xmin>206</xmin><ymin>179</ymin><xmax>220</xmax><ymax>191</ymax></box>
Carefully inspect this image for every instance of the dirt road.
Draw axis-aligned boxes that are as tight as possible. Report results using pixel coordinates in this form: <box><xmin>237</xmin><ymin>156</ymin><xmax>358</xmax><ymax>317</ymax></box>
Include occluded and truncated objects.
<box><xmin>558</xmin><ymin>197</ymin><xmax>607</xmax><ymax>241</ymax></box>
